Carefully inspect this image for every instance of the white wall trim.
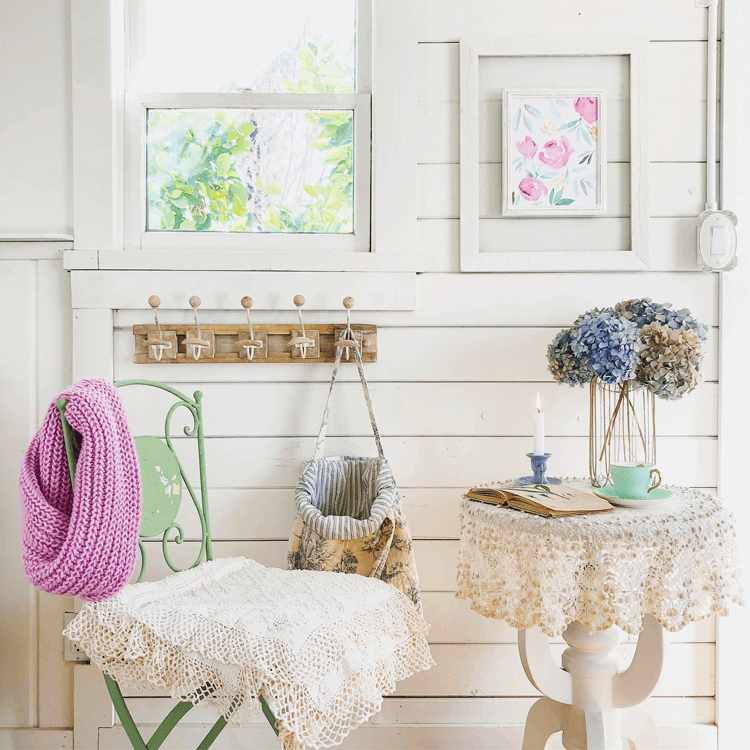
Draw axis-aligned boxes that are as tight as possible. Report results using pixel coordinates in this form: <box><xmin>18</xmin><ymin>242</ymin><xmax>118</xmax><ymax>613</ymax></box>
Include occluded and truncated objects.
<box><xmin>0</xmin><ymin>728</ymin><xmax>74</xmax><ymax>749</ymax></box>
<box><xmin>715</xmin><ymin>1</ymin><xmax>750</xmax><ymax>748</ymax></box>
<box><xmin>371</xmin><ymin>0</ymin><xmax>419</xmax><ymax>256</ymax></box>
<box><xmin>70</xmin><ymin>270</ymin><xmax>417</xmax><ymax>311</ymax></box>
<box><xmin>75</xmin><ymin>250</ymin><xmax>419</xmax><ymax>273</ymax></box>
<box><xmin>71</xmin><ymin>0</ymin><xmax>120</xmax><ymax>252</ymax></box>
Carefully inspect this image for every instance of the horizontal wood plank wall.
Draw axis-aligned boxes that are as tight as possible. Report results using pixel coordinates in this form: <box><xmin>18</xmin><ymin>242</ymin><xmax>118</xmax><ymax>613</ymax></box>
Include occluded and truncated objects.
<box><xmin>98</xmin><ymin>2</ymin><xmax>719</xmax><ymax>747</ymax></box>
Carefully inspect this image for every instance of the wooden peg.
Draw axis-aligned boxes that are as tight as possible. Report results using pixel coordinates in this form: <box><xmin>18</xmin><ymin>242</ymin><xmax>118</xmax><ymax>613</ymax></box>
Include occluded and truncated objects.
<box><xmin>189</xmin><ymin>295</ymin><xmax>201</xmax><ymax>308</ymax></box>
<box><xmin>148</xmin><ymin>295</ymin><xmax>161</xmax><ymax>309</ymax></box>
<box><xmin>293</xmin><ymin>295</ymin><xmax>305</xmax><ymax>308</ymax></box>
<box><xmin>241</xmin><ymin>296</ymin><xmax>253</xmax><ymax>309</ymax></box>
<box><xmin>343</xmin><ymin>296</ymin><xmax>355</xmax><ymax>309</ymax></box>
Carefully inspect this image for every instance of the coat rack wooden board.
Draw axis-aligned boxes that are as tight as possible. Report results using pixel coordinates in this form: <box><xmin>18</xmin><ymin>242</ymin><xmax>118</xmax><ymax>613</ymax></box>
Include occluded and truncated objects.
<box><xmin>132</xmin><ymin>324</ymin><xmax>377</xmax><ymax>364</ymax></box>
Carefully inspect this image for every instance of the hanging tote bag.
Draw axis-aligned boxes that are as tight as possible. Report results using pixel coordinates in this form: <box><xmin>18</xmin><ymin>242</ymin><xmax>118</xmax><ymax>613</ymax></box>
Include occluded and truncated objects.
<box><xmin>288</xmin><ymin>336</ymin><xmax>422</xmax><ymax>612</ymax></box>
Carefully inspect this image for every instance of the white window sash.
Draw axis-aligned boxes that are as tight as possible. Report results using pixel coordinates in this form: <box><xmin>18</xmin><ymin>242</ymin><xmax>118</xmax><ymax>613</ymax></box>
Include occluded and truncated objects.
<box><xmin>124</xmin><ymin>92</ymin><xmax>371</xmax><ymax>253</ymax></box>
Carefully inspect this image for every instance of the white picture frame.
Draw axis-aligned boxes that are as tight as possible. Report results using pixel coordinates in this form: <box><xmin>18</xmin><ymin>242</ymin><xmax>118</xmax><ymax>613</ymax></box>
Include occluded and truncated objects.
<box><xmin>501</xmin><ymin>89</ymin><xmax>607</xmax><ymax>217</ymax></box>
<box><xmin>459</xmin><ymin>35</ymin><xmax>649</xmax><ymax>272</ymax></box>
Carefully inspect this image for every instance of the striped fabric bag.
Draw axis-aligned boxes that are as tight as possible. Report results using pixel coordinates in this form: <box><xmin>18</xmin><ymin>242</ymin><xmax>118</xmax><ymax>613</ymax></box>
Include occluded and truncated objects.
<box><xmin>288</xmin><ymin>335</ymin><xmax>422</xmax><ymax>612</ymax></box>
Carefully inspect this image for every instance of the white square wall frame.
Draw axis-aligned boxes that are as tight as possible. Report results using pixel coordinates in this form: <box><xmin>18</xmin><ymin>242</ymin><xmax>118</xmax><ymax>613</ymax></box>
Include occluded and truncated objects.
<box><xmin>459</xmin><ymin>35</ymin><xmax>649</xmax><ymax>272</ymax></box>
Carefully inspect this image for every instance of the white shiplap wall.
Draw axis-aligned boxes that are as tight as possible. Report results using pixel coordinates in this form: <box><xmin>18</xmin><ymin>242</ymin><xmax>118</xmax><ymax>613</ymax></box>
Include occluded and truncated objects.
<box><xmin>0</xmin><ymin>2</ymin><xmax>725</xmax><ymax>749</ymax></box>
<box><xmin>91</xmin><ymin>4</ymin><xmax>720</xmax><ymax>748</ymax></box>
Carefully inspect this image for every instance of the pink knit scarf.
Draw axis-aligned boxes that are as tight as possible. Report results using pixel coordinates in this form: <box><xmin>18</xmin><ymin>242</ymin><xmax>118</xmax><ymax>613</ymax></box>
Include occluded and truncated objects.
<box><xmin>19</xmin><ymin>379</ymin><xmax>142</xmax><ymax>600</ymax></box>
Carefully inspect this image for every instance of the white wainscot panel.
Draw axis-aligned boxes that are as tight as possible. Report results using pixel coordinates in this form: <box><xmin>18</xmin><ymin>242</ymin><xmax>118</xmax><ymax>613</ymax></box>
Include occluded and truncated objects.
<box><xmin>418</xmin><ymin>1</ymin><xmax>712</xmax><ymax>43</ymax></box>
<box><xmin>114</xmin><ymin>325</ymin><xmax>719</xmax><ymax>384</ymax></box>
<box><xmin>418</xmin><ymin>217</ymin><xmax>711</xmax><ymax>271</ymax></box>
<box><xmin>114</xmin><ymin>273</ymin><xmax>719</xmax><ymax>328</ymax></box>
<box><xmin>418</xmin><ymin>41</ymin><xmax>710</xmax><ymax>164</ymax></box>
<box><xmin>154</xmin><ymin>484</ymin><xmax>719</xmax><ymax>543</ymax></box>
<box><xmin>161</xmin><ymin>435</ymin><xmax>717</xmax><ymax>491</ymax></box>
<box><xmin>121</xmin><ymin>381</ymin><xmax>718</xmax><ymax>440</ymax></box>
<box><xmin>418</xmin><ymin>163</ymin><xmax>709</xmax><ymax>219</ymax></box>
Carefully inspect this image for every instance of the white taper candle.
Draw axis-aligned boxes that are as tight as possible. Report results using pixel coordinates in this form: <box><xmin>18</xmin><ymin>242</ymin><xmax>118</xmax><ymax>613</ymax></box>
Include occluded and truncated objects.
<box><xmin>533</xmin><ymin>391</ymin><xmax>545</xmax><ymax>456</ymax></box>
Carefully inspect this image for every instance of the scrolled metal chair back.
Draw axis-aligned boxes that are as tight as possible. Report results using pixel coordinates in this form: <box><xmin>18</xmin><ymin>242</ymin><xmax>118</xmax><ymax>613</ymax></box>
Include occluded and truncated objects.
<box><xmin>57</xmin><ymin>379</ymin><xmax>212</xmax><ymax>582</ymax></box>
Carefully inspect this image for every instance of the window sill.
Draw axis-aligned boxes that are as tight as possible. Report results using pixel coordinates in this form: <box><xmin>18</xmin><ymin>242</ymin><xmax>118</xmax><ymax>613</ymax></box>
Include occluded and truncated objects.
<box><xmin>64</xmin><ymin>250</ymin><xmax>420</xmax><ymax>273</ymax></box>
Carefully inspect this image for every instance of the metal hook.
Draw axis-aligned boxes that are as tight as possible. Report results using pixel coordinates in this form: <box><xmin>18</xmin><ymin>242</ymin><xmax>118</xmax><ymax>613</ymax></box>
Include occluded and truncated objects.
<box><xmin>237</xmin><ymin>297</ymin><xmax>264</xmax><ymax>361</ymax></box>
<box><xmin>186</xmin><ymin>296</ymin><xmax>211</xmax><ymax>360</ymax></box>
<box><xmin>145</xmin><ymin>295</ymin><xmax>172</xmax><ymax>361</ymax></box>
<box><xmin>334</xmin><ymin>296</ymin><xmax>359</xmax><ymax>360</ymax></box>
<box><xmin>290</xmin><ymin>295</ymin><xmax>315</xmax><ymax>359</ymax></box>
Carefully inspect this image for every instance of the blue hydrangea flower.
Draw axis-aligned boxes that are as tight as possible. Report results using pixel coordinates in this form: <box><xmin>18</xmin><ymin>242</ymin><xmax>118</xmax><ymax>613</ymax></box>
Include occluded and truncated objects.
<box><xmin>547</xmin><ymin>328</ymin><xmax>593</xmax><ymax>386</ymax></box>
<box><xmin>615</xmin><ymin>298</ymin><xmax>708</xmax><ymax>344</ymax></box>
<box><xmin>570</xmin><ymin>310</ymin><xmax>640</xmax><ymax>384</ymax></box>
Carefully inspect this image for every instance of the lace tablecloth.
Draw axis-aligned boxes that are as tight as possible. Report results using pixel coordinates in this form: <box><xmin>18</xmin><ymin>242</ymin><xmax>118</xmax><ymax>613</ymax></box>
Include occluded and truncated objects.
<box><xmin>457</xmin><ymin>483</ymin><xmax>743</xmax><ymax>636</ymax></box>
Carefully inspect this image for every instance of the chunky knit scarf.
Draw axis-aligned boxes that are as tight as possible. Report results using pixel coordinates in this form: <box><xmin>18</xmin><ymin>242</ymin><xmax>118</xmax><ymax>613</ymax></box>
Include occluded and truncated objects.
<box><xmin>19</xmin><ymin>379</ymin><xmax>141</xmax><ymax>600</ymax></box>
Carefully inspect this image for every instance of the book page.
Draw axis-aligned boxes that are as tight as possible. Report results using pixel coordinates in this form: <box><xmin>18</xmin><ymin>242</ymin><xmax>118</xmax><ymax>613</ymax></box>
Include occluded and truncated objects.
<box><xmin>506</xmin><ymin>485</ymin><xmax>612</xmax><ymax>512</ymax></box>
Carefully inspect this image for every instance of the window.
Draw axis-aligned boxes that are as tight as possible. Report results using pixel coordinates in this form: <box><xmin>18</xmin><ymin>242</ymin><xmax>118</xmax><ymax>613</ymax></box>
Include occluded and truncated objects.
<box><xmin>125</xmin><ymin>0</ymin><xmax>371</xmax><ymax>251</ymax></box>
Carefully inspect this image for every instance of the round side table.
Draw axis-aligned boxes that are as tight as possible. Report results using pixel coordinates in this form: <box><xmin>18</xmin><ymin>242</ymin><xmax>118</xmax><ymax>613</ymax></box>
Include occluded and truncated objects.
<box><xmin>457</xmin><ymin>483</ymin><xmax>743</xmax><ymax>750</ymax></box>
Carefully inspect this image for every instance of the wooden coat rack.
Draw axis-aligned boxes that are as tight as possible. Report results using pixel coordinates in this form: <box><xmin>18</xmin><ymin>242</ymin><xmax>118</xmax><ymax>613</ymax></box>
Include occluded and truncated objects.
<box><xmin>133</xmin><ymin>295</ymin><xmax>377</xmax><ymax>364</ymax></box>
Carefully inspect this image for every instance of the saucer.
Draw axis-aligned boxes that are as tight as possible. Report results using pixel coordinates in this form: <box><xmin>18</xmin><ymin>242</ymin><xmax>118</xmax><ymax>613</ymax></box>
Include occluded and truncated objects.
<box><xmin>592</xmin><ymin>486</ymin><xmax>673</xmax><ymax>508</ymax></box>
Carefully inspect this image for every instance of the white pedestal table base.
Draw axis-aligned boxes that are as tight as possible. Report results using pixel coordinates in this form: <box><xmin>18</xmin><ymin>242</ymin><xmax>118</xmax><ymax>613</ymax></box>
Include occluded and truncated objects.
<box><xmin>519</xmin><ymin>614</ymin><xmax>665</xmax><ymax>750</ymax></box>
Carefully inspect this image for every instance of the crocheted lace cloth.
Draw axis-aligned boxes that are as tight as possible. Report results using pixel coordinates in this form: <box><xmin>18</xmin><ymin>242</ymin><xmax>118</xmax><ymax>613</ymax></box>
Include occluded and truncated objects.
<box><xmin>457</xmin><ymin>482</ymin><xmax>743</xmax><ymax>637</ymax></box>
<box><xmin>65</xmin><ymin>557</ymin><xmax>433</xmax><ymax>750</ymax></box>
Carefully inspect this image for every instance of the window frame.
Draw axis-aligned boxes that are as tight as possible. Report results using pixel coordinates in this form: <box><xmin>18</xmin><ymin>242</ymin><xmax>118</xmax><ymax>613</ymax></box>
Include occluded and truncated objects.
<box><xmin>126</xmin><ymin>0</ymin><xmax>371</xmax><ymax>253</ymax></box>
<box><xmin>67</xmin><ymin>0</ymin><xmax>419</xmax><ymax>273</ymax></box>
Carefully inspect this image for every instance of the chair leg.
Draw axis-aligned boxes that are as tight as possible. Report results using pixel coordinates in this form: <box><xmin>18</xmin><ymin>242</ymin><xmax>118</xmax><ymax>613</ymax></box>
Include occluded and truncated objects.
<box><xmin>147</xmin><ymin>700</ymin><xmax>195</xmax><ymax>750</ymax></box>
<box><xmin>259</xmin><ymin>694</ymin><xmax>280</xmax><ymax>736</ymax></box>
<box><xmin>196</xmin><ymin>716</ymin><xmax>228</xmax><ymax>750</ymax></box>
<box><xmin>103</xmin><ymin>674</ymin><xmax>280</xmax><ymax>750</ymax></box>
<box><xmin>103</xmin><ymin>674</ymin><xmax>149</xmax><ymax>750</ymax></box>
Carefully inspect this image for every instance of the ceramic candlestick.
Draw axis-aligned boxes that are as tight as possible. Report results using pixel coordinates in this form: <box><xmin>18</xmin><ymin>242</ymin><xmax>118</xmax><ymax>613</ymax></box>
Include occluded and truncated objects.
<box><xmin>514</xmin><ymin>453</ymin><xmax>563</xmax><ymax>487</ymax></box>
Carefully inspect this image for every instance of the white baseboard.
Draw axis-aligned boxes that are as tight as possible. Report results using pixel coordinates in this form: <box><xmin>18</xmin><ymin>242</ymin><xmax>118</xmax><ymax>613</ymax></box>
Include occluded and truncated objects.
<box><xmin>97</xmin><ymin>723</ymin><xmax>717</xmax><ymax>750</ymax></box>
<box><xmin>0</xmin><ymin>729</ymin><xmax>72</xmax><ymax>750</ymax></box>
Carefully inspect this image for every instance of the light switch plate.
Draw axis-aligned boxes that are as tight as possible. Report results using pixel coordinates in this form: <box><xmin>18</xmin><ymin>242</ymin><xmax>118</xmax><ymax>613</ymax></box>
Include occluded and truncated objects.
<box><xmin>63</xmin><ymin>612</ymin><xmax>89</xmax><ymax>663</ymax></box>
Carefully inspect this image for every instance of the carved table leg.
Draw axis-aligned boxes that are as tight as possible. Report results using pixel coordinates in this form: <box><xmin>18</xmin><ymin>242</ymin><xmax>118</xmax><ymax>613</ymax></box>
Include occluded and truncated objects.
<box><xmin>522</xmin><ymin>698</ymin><xmax>565</xmax><ymax>750</ymax></box>
<box><xmin>621</xmin><ymin>706</ymin><xmax>661</xmax><ymax>749</ymax></box>
<box><xmin>518</xmin><ymin>616</ymin><xmax>666</xmax><ymax>750</ymax></box>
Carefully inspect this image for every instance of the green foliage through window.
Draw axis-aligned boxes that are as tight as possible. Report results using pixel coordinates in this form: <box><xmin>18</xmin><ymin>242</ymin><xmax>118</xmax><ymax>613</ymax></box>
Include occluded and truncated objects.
<box><xmin>146</xmin><ymin>39</ymin><xmax>356</xmax><ymax>234</ymax></box>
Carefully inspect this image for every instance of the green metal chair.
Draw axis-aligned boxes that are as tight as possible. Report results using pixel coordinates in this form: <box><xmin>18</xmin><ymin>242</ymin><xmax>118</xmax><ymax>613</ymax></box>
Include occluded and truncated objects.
<box><xmin>57</xmin><ymin>379</ymin><xmax>278</xmax><ymax>750</ymax></box>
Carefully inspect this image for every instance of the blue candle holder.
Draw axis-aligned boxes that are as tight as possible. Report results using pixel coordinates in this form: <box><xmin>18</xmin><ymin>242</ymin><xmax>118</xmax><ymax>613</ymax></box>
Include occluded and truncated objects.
<box><xmin>514</xmin><ymin>453</ymin><xmax>563</xmax><ymax>487</ymax></box>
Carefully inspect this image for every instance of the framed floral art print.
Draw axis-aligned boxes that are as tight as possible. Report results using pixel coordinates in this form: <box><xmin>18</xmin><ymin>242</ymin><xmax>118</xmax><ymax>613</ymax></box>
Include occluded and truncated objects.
<box><xmin>502</xmin><ymin>90</ymin><xmax>607</xmax><ymax>216</ymax></box>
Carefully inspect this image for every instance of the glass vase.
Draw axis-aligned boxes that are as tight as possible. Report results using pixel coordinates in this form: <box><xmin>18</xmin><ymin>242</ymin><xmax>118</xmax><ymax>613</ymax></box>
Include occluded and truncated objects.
<box><xmin>589</xmin><ymin>378</ymin><xmax>656</xmax><ymax>487</ymax></box>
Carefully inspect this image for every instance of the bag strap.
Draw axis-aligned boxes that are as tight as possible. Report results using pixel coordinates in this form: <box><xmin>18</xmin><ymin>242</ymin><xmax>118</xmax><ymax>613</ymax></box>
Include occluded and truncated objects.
<box><xmin>314</xmin><ymin>331</ymin><xmax>385</xmax><ymax>460</ymax></box>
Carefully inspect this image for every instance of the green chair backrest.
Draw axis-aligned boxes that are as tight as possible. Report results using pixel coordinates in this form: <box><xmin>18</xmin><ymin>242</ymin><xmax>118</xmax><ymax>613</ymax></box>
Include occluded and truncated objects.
<box><xmin>56</xmin><ymin>379</ymin><xmax>213</xmax><ymax>582</ymax></box>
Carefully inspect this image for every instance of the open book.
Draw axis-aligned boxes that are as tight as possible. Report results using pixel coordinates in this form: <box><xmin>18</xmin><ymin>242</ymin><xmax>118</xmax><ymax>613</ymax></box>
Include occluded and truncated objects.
<box><xmin>465</xmin><ymin>484</ymin><xmax>613</xmax><ymax>517</ymax></box>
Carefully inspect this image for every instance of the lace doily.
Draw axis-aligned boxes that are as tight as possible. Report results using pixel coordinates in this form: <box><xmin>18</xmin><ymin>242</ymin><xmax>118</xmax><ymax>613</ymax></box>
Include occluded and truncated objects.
<box><xmin>457</xmin><ymin>482</ymin><xmax>744</xmax><ymax>636</ymax></box>
<box><xmin>65</xmin><ymin>557</ymin><xmax>434</xmax><ymax>750</ymax></box>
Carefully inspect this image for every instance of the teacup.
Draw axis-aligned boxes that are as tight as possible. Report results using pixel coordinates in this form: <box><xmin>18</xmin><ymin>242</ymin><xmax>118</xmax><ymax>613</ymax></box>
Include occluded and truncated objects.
<box><xmin>610</xmin><ymin>462</ymin><xmax>662</xmax><ymax>499</ymax></box>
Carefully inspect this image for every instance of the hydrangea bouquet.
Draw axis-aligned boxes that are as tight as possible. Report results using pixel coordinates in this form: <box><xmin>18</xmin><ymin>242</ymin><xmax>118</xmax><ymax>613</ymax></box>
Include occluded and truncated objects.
<box><xmin>547</xmin><ymin>298</ymin><xmax>707</xmax><ymax>485</ymax></box>
<box><xmin>548</xmin><ymin>298</ymin><xmax>707</xmax><ymax>399</ymax></box>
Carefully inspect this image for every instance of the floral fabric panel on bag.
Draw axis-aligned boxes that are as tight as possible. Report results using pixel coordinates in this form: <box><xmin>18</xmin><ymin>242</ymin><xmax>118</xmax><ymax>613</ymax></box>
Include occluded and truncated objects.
<box><xmin>289</xmin><ymin>457</ymin><xmax>422</xmax><ymax>613</ymax></box>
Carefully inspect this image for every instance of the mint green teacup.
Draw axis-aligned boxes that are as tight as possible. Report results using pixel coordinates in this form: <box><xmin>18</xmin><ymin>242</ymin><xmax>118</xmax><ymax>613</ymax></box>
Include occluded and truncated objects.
<box><xmin>610</xmin><ymin>462</ymin><xmax>662</xmax><ymax>499</ymax></box>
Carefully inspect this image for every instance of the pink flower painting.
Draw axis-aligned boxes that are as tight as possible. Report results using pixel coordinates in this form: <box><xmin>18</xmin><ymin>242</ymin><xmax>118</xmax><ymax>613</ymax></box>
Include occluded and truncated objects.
<box><xmin>516</xmin><ymin>136</ymin><xmax>537</xmax><ymax>160</ymax></box>
<box><xmin>538</xmin><ymin>136</ymin><xmax>574</xmax><ymax>169</ymax></box>
<box><xmin>574</xmin><ymin>97</ymin><xmax>598</xmax><ymax>124</ymax></box>
<box><xmin>506</xmin><ymin>92</ymin><xmax>603</xmax><ymax>213</ymax></box>
<box><xmin>518</xmin><ymin>176</ymin><xmax>548</xmax><ymax>202</ymax></box>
